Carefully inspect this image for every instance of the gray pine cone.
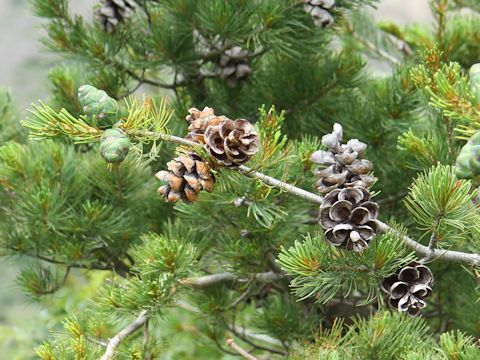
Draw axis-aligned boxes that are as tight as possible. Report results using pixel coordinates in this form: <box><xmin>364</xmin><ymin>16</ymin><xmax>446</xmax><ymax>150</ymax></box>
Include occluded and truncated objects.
<box><xmin>381</xmin><ymin>261</ymin><xmax>434</xmax><ymax>316</ymax></box>
<box><xmin>319</xmin><ymin>186</ymin><xmax>379</xmax><ymax>252</ymax></box>
<box><xmin>95</xmin><ymin>0</ymin><xmax>138</xmax><ymax>33</ymax></box>
<box><xmin>311</xmin><ymin>123</ymin><xmax>376</xmax><ymax>195</ymax></box>
<box><xmin>303</xmin><ymin>0</ymin><xmax>335</xmax><ymax>28</ymax></box>
<box><xmin>218</xmin><ymin>46</ymin><xmax>253</xmax><ymax>88</ymax></box>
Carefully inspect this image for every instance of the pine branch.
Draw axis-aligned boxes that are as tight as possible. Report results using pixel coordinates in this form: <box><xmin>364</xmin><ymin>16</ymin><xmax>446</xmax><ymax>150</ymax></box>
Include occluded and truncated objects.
<box><xmin>226</xmin><ymin>338</ymin><xmax>259</xmax><ymax>360</ymax></box>
<box><xmin>100</xmin><ymin>310</ymin><xmax>149</xmax><ymax>360</ymax></box>
<box><xmin>182</xmin><ymin>271</ymin><xmax>286</xmax><ymax>288</ymax></box>
<box><xmin>130</xmin><ymin>133</ymin><xmax>480</xmax><ymax>267</ymax></box>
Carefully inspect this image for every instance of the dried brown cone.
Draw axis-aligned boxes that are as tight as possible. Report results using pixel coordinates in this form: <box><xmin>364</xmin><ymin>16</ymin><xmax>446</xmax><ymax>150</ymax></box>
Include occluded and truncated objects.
<box><xmin>185</xmin><ymin>107</ymin><xmax>227</xmax><ymax>143</ymax></box>
<box><xmin>95</xmin><ymin>0</ymin><xmax>138</xmax><ymax>33</ymax></box>
<box><xmin>303</xmin><ymin>0</ymin><xmax>335</xmax><ymax>28</ymax></box>
<box><xmin>381</xmin><ymin>261</ymin><xmax>434</xmax><ymax>316</ymax></box>
<box><xmin>204</xmin><ymin>118</ymin><xmax>259</xmax><ymax>167</ymax></box>
<box><xmin>311</xmin><ymin>123</ymin><xmax>376</xmax><ymax>195</ymax></box>
<box><xmin>319</xmin><ymin>186</ymin><xmax>379</xmax><ymax>252</ymax></box>
<box><xmin>155</xmin><ymin>153</ymin><xmax>215</xmax><ymax>203</ymax></box>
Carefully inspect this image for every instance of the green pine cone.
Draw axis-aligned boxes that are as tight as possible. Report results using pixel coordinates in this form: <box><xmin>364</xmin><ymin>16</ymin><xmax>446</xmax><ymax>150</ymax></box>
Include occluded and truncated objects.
<box><xmin>468</xmin><ymin>145</ymin><xmax>480</xmax><ymax>174</ymax></box>
<box><xmin>469</xmin><ymin>63</ymin><xmax>480</xmax><ymax>103</ymax></box>
<box><xmin>78</xmin><ymin>85</ymin><xmax>118</xmax><ymax>128</ymax></box>
<box><xmin>99</xmin><ymin>128</ymin><xmax>131</xmax><ymax>163</ymax></box>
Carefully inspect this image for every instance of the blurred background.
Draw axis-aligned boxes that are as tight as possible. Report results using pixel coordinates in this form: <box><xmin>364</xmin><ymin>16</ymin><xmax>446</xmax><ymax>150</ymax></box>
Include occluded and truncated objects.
<box><xmin>0</xmin><ymin>0</ymin><xmax>432</xmax><ymax>358</ymax></box>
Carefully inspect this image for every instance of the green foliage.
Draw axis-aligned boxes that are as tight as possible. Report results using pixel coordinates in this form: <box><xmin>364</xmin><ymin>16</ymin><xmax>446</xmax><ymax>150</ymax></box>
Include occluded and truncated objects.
<box><xmin>404</xmin><ymin>164</ymin><xmax>478</xmax><ymax>244</ymax></box>
<box><xmin>6</xmin><ymin>0</ymin><xmax>480</xmax><ymax>358</ymax></box>
<box><xmin>278</xmin><ymin>228</ymin><xmax>416</xmax><ymax>303</ymax></box>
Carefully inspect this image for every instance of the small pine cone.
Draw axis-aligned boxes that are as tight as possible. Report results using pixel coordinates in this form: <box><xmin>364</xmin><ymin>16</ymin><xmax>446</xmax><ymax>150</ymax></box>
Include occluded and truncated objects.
<box><xmin>185</xmin><ymin>107</ymin><xmax>227</xmax><ymax>143</ymax></box>
<box><xmin>381</xmin><ymin>261</ymin><xmax>433</xmax><ymax>316</ymax></box>
<box><xmin>311</xmin><ymin>123</ymin><xmax>376</xmax><ymax>195</ymax></box>
<box><xmin>204</xmin><ymin>118</ymin><xmax>259</xmax><ymax>167</ymax></box>
<box><xmin>319</xmin><ymin>186</ymin><xmax>378</xmax><ymax>252</ymax></box>
<box><xmin>99</xmin><ymin>128</ymin><xmax>131</xmax><ymax>163</ymax></box>
<box><xmin>303</xmin><ymin>0</ymin><xmax>335</xmax><ymax>28</ymax></box>
<box><xmin>218</xmin><ymin>46</ymin><xmax>253</xmax><ymax>88</ymax></box>
<box><xmin>155</xmin><ymin>153</ymin><xmax>215</xmax><ymax>203</ymax></box>
<box><xmin>95</xmin><ymin>0</ymin><xmax>138</xmax><ymax>33</ymax></box>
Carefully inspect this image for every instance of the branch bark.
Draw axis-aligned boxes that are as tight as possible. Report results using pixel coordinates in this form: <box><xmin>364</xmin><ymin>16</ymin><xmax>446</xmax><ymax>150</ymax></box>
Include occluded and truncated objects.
<box><xmin>182</xmin><ymin>271</ymin><xmax>286</xmax><ymax>288</ymax></box>
<box><xmin>100</xmin><ymin>311</ymin><xmax>149</xmax><ymax>360</ymax></box>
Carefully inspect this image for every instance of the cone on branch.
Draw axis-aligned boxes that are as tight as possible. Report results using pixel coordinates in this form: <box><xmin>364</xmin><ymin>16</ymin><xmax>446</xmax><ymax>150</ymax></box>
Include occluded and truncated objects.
<box><xmin>381</xmin><ymin>261</ymin><xmax>434</xmax><ymax>316</ymax></box>
<box><xmin>99</xmin><ymin>128</ymin><xmax>131</xmax><ymax>163</ymax></box>
<box><xmin>95</xmin><ymin>0</ymin><xmax>138</xmax><ymax>33</ymax></box>
<box><xmin>155</xmin><ymin>153</ymin><xmax>215</xmax><ymax>203</ymax></box>
<box><xmin>455</xmin><ymin>130</ymin><xmax>480</xmax><ymax>179</ymax></box>
<box><xmin>78</xmin><ymin>85</ymin><xmax>118</xmax><ymax>128</ymax></box>
<box><xmin>185</xmin><ymin>107</ymin><xmax>227</xmax><ymax>143</ymax></box>
<box><xmin>204</xmin><ymin>118</ymin><xmax>259</xmax><ymax>167</ymax></box>
<box><xmin>218</xmin><ymin>46</ymin><xmax>253</xmax><ymax>88</ymax></box>
<box><xmin>303</xmin><ymin>0</ymin><xmax>335</xmax><ymax>28</ymax></box>
<box><xmin>319</xmin><ymin>186</ymin><xmax>379</xmax><ymax>252</ymax></box>
<box><xmin>311</xmin><ymin>123</ymin><xmax>376</xmax><ymax>195</ymax></box>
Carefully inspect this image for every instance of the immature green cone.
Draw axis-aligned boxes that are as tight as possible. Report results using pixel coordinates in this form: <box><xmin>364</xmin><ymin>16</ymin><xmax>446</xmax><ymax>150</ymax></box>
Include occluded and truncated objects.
<box><xmin>99</xmin><ymin>128</ymin><xmax>130</xmax><ymax>163</ymax></box>
<box><xmin>78</xmin><ymin>85</ymin><xmax>118</xmax><ymax>128</ymax></box>
<box><xmin>469</xmin><ymin>63</ymin><xmax>480</xmax><ymax>103</ymax></box>
<box><xmin>455</xmin><ymin>130</ymin><xmax>480</xmax><ymax>179</ymax></box>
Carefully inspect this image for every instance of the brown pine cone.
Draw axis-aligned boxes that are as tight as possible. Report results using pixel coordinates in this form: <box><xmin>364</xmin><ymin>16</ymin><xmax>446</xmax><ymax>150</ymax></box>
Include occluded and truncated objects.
<box><xmin>311</xmin><ymin>124</ymin><xmax>376</xmax><ymax>195</ymax></box>
<box><xmin>155</xmin><ymin>153</ymin><xmax>215</xmax><ymax>203</ymax></box>
<box><xmin>303</xmin><ymin>0</ymin><xmax>335</xmax><ymax>28</ymax></box>
<box><xmin>381</xmin><ymin>261</ymin><xmax>433</xmax><ymax>316</ymax></box>
<box><xmin>185</xmin><ymin>107</ymin><xmax>227</xmax><ymax>143</ymax></box>
<box><xmin>95</xmin><ymin>0</ymin><xmax>138</xmax><ymax>33</ymax></box>
<box><xmin>319</xmin><ymin>186</ymin><xmax>379</xmax><ymax>252</ymax></box>
<box><xmin>204</xmin><ymin>118</ymin><xmax>259</xmax><ymax>167</ymax></box>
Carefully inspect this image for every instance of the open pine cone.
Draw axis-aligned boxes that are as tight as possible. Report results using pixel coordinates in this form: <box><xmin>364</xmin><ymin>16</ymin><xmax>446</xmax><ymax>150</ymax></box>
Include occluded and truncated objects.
<box><xmin>185</xmin><ymin>107</ymin><xmax>227</xmax><ymax>143</ymax></box>
<box><xmin>381</xmin><ymin>261</ymin><xmax>434</xmax><ymax>316</ymax></box>
<box><xmin>155</xmin><ymin>153</ymin><xmax>215</xmax><ymax>203</ymax></box>
<box><xmin>319</xmin><ymin>186</ymin><xmax>379</xmax><ymax>252</ymax></box>
<box><xmin>204</xmin><ymin>118</ymin><xmax>259</xmax><ymax>167</ymax></box>
<box><xmin>311</xmin><ymin>123</ymin><xmax>376</xmax><ymax>195</ymax></box>
<box><xmin>218</xmin><ymin>46</ymin><xmax>253</xmax><ymax>87</ymax></box>
<box><xmin>95</xmin><ymin>0</ymin><xmax>138</xmax><ymax>33</ymax></box>
<box><xmin>303</xmin><ymin>0</ymin><xmax>335</xmax><ymax>28</ymax></box>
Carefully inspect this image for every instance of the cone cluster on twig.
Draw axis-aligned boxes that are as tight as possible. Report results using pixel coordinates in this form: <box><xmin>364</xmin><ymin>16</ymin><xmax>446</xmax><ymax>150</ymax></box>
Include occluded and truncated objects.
<box><xmin>381</xmin><ymin>261</ymin><xmax>434</xmax><ymax>316</ymax></box>
<box><xmin>95</xmin><ymin>0</ymin><xmax>138</xmax><ymax>33</ymax></box>
<box><xmin>303</xmin><ymin>0</ymin><xmax>335</xmax><ymax>28</ymax></box>
<box><xmin>156</xmin><ymin>107</ymin><xmax>258</xmax><ymax>203</ymax></box>
<box><xmin>156</xmin><ymin>153</ymin><xmax>215</xmax><ymax>203</ymax></box>
<box><xmin>311</xmin><ymin>124</ymin><xmax>378</xmax><ymax>252</ymax></box>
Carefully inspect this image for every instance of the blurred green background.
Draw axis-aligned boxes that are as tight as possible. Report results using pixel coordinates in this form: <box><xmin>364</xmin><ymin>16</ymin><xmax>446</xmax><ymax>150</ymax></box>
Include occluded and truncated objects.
<box><xmin>0</xmin><ymin>0</ymin><xmax>432</xmax><ymax>358</ymax></box>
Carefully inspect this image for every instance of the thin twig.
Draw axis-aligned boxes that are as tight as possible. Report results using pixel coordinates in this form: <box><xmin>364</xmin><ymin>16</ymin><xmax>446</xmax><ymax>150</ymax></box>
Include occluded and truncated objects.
<box><xmin>226</xmin><ymin>338</ymin><xmax>259</xmax><ymax>360</ymax></box>
<box><xmin>182</xmin><ymin>271</ymin><xmax>285</xmax><ymax>288</ymax></box>
<box><xmin>100</xmin><ymin>311</ymin><xmax>149</xmax><ymax>360</ymax></box>
<box><xmin>346</xmin><ymin>21</ymin><xmax>401</xmax><ymax>66</ymax></box>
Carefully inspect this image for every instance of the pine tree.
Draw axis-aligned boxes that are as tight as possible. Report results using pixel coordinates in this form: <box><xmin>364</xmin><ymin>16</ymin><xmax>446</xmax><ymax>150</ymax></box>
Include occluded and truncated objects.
<box><xmin>2</xmin><ymin>0</ymin><xmax>480</xmax><ymax>359</ymax></box>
